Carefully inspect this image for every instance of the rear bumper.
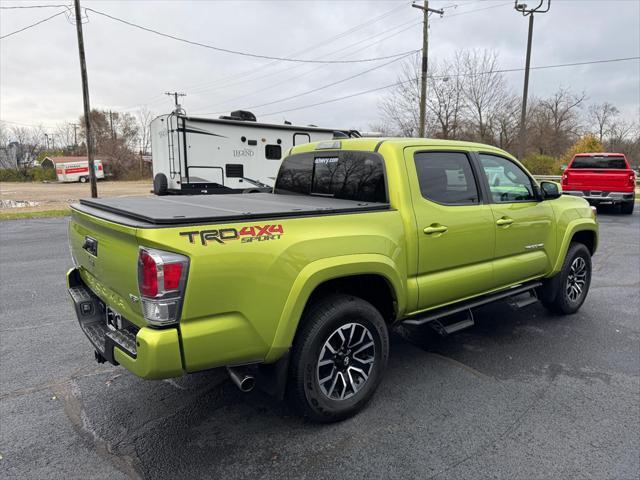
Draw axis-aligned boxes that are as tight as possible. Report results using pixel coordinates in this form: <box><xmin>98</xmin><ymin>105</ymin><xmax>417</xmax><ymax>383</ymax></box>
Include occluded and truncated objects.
<box><xmin>563</xmin><ymin>190</ymin><xmax>634</xmax><ymax>204</ymax></box>
<box><xmin>67</xmin><ymin>268</ymin><xmax>183</xmax><ymax>379</ymax></box>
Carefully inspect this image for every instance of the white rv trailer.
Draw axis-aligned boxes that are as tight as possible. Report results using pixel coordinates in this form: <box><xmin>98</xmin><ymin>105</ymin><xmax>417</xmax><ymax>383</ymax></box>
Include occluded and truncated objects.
<box><xmin>150</xmin><ymin>111</ymin><xmax>357</xmax><ymax>195</ymax></box>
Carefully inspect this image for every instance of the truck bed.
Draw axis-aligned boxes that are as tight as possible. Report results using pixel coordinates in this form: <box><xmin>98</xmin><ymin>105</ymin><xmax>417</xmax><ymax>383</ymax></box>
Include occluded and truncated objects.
<box><xmin>76</xmin><ymin>193</ymin><xmax>390</xmax><ymax>227</ymax></box>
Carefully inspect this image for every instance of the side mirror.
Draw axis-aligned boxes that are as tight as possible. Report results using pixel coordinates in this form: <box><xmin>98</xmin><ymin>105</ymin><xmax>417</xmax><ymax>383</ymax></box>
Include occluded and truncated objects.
<box><xmin>560</xmin><ymin>164</ymin><xmax>568</xmax><ymax>172</ymax></box>
<box><xmin>540</xmin><ymin>181</ymin><xmax>562</xmax><ymax>200</ymax></box>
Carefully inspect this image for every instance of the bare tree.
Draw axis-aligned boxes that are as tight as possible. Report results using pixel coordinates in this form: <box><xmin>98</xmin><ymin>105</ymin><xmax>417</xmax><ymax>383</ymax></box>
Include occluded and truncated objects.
<box><xmin>427</xmin><ymin>57</ymin><xmax>465</xmax><ymax>139</ymax></box>
<box><xmin>528</xmin><ymin>88</ymin><xmax>586</xmax><ymax>156</ymax></box>
<box><xmin>0</xmin><ymin>123</ymin><xmax>9</xmax><ymax>149</ymax></box>
<box><xmin>458</xmin><ymin>49</ymin><xmax>508</xmax><ymax>143</ymax></box>
<box><xmin>494</xmin><ymin>94</ymin><xmax>521</xmax><ymax>152</ymax></box>
<box><xmin>379</xmin><ymin>56</ymin><xmax>422</xmax><ymax>136</ymax></box>
<box><xmin>606</xmin><ymin>119</ymin><xmax>635</xmax><ymax>150</ymax></box>
<box><xmin>136</xmin><ymin>107</ymin><xmax>155</xmax><ymax>155</ymax></box>
<box><xmin>9</xmin><ymin>125</ymin><xmax>46</xmax><ymax>168</ymax></box>
<box><xmin>55</xmin><ymin>123</ymin><xmax>78</xmax><ymax>151</ymax></box>
<box><xmin>0</xmin><ymin>123</ymin><xmax>14</xmax><ymax>169</ymax></box>
<box><xmin>588</xmin><ymin>102</ymin><xmax>619</xmax><ymax>143</ymax></box>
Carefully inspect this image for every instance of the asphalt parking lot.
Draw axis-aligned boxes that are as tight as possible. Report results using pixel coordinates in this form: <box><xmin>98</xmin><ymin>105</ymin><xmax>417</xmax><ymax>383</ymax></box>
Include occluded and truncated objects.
<box><xmin>1</xmin><ymin>206</ymin><xmax>638</xmax><ymax>480</ymax></box>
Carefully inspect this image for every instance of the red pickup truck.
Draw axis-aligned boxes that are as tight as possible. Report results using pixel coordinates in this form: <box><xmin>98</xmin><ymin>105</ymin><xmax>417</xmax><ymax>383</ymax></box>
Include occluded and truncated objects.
<box><xmin>562</xmin><ymin>153</ymin><xmax>636</xmax><ymax>214</ymax></box>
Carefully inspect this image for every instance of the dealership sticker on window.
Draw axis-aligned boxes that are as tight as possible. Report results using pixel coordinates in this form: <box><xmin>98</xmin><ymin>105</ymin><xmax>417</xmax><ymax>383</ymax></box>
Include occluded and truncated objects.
<box><xmin>314</xmin><ymin>157</ymin><xmax>339</xmax><ymax>165</ymax></box>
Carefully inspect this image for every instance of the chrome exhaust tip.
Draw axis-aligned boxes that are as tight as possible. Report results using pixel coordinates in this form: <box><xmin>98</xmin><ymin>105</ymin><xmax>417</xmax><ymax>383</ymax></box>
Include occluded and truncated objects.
<box><xmin>227</xmin><ymin>367</ymin><xmax>255</xmax><ymax>393</ymax></box>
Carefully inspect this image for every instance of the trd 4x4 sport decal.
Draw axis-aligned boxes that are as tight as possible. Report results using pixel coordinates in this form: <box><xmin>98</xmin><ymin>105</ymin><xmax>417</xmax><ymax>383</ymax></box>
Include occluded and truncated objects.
<box><xmin>180</xmin><ymin>224</ymin><xmax>284</xmax><ymax>246</ymax></box>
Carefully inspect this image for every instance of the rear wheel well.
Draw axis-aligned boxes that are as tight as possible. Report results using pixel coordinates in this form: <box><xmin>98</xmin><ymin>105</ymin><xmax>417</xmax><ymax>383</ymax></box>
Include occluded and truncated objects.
<box><xmin>304</xmin><ymin>275</ymin><xmax>397</xmax><ymax>324</ymax></box>
<box><xmin>571</xmin><ymin>230</ymin><xmax>596</xmax><ymax>255</ymax></box>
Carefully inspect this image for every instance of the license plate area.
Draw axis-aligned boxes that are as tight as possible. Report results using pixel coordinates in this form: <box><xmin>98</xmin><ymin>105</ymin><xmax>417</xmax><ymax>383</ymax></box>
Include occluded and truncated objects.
<box><xmin>106</xmin><ymin>306</ymin><xmax>123</xmax><ymax>331</ymax></box>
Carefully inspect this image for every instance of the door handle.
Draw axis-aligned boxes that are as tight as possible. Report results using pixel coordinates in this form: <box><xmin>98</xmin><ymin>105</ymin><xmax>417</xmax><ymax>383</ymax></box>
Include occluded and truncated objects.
<box><xmin>496</xmin><ymin>217</ymin><xmax>514</xmax><ymax>227</ymax></box>
<box><xmin>423</xmin><ymin>224</ymin><xmax>448</xmax><ymax>235</ymax></box>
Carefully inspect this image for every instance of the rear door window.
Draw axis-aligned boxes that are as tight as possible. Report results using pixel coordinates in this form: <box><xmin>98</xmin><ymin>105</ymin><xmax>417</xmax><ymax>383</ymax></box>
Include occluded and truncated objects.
<box><xmin>275</xmin><ymin>151</ymin><xmax>387</xmax><ymax>202</ymax></box>
<box><xmin>570</xmin><ymin>155</ymin><xmax>627</xmax><ymax>169</ymax></box>
<box><xmin>413</xmin><ymin>152</ymin><xmax>479</xmax><ymax>205</ymax></box>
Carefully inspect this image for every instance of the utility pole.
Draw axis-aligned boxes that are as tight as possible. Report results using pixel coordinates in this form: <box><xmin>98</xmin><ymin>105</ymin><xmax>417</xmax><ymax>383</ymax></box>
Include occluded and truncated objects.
<box><xmin>109</xmin><ymin>110</ymin><xmax>115</xmax><ymax>140</ymax></box>
<box><xmin>412</xmin><ymin>1</ymin><xmax>443</xmax><ymax>138</ymax></box>
<box><xmin>73</xmin><ymin>0</ymin><xmax>97</xmax><ymax>197</ymax></box>
<box><xmin>70</xmin><ymin>123</ymin><xmax>79</xmax><ymax>147</ymax></box>
<box><xmin>165</xmin><ymin>92</ymin><xmax>186</xmax><ymax>115</ymax></box>
<box><xmin>514</xmin><ymin>0</ymin><xmax>551</xmax><ymax>160</ymax></box>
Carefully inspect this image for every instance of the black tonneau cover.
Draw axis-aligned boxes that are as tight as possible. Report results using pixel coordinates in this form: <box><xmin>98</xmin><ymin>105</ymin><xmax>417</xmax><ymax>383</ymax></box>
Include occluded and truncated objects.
<box><xmin>77</xmin><ymin>193</ymin><xmax>390</xmax><ymax>226</ymax></box>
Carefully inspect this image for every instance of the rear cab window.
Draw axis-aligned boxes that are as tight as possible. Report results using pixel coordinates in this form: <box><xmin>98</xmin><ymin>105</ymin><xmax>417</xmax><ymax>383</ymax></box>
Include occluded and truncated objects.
<box><xmin>570</xmin><ymin>155</ymin><xmax>628</xmax><ymax>169</ymax></box>
<box><xmin>274</xmin><ymin>151</ymin><xmax>387</xmax><ymax>203</ymax></box>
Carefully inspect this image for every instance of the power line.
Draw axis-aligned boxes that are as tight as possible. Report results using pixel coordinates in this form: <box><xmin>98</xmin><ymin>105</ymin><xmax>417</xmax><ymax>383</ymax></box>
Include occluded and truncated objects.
<box><xmin>115</xmin><ymin>1</ymin><xmax>503</xmax><ymax>113</ymax></box>
<box><xmin>0</xmin><ymin>4</ymin><xmax>69</xmax><ymax>9</ymax></box>
<box><xmin>184</xmin><ymin>4</ymin><xmax>416</xmax><ymax>93</ymax></box>
<box><xmin>0</xmin><ymin>10</ymin><xmax>67</xmax><ymax>40</ymax></box>
<box><xmin>199</xmin><ymin>50</ymin><xmax>417</xmax><ymax>115</ymax></box>
<box><xmin>189</xmin><ymin>19</ymin><xmax>422</xmax><ymax>111</ymax></box>
<box><xmin>258</xmin><ymin>56</ymin><xmax>640</xmax><ymax>117</ymax></box>
<box><xmin>191</xmin><ymin>2</ymin><xmax>508</xmax><ymax>113</ymax></box>
<box><xmin>116</xmin><ymin>3</ymin><xmax>411</xmax><ymax>111</ymax></box>
<box><xmin>84</xmin><ymin>6</ymin><xmax>417</xmax><ymax>64</ymax></box>
<box><xmin>0</xmin><ymin>119</ymin><xmax>58</xmax><ymax>128</ymax></box>
<box><xmin>444</xmin><ymin>1</ymin><xmax>513</xmax><ymax>18</ymax></box>
<box><xmin>125</xmin><ymin>1</ymin><xmax>500</xmax><ymax>113</ymax></box>
<box><xmin>125</xmin><ymin>20</ymin><xmax>421</xmax><ymax>114</ymax></box>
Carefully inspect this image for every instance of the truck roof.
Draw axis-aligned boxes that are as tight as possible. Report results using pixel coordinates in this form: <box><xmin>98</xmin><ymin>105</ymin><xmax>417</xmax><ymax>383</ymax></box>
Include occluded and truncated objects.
<box><xmin>572</xmin><ymin>152</ymin><xmax>626</xmax><ymax>157</ymax></box>
<box><xmin>289</xmin><ymin>137</ymin><xmax>514</xmax><ymax>157</ymax></box>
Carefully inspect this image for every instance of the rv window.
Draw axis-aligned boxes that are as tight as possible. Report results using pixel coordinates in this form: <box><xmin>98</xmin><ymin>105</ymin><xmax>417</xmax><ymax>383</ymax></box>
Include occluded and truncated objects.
<box><xmin>275</xmin><ymin>151</ymin><xmax>387</xmax><ymax>202</ymax></box>
<box><xmin>265</xmin><ymin>145</ymin><xmax>282</xmax><ymax>160</ymax></box>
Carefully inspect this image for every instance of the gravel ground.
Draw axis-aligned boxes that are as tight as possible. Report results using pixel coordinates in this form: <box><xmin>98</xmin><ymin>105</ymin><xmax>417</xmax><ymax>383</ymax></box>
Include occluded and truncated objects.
<box><xmin>0</xmin><ymin>206</ymin><xmax>638</xmax><ymax>479</ymax></box>
<box><xmin>0</xmin><ymin>181</ymin><xmax>151</xmax><ymax>214</ymax></box>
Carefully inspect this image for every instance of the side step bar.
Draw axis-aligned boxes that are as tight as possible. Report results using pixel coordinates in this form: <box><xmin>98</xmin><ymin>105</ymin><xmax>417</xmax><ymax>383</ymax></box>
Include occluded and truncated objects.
<box><xmin>403</xmin><ymin>281</ymin><xmax>542</xmax><ymax>328</ymax></box>
<box><xmin>427</xmin><ymin>310</ymin><xmax>475</xmax><ymax>336</ymax></box>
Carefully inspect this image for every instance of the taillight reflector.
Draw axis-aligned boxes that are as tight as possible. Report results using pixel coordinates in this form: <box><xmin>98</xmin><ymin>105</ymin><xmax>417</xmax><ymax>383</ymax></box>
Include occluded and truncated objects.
<box><xmin>163</xmin><ymin>263</ymin><xmax>183</xmax><ymax>291</ymax></box>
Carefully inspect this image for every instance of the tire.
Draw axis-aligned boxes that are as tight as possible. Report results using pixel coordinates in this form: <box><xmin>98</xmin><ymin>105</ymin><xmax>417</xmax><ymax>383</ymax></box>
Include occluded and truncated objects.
<box><xmin>79</xmin><ymin>176</ymin><xmax>87</xmax><ymax>183</ymax></box>
<box><xmin>539</xmin><ymin>242</ymin><xmax>592</xmax><ymax>315</ymax></box>
<box><xmin>621</xmin><ymin>201</ymin><xmax>634</xmax><ymax>215</ymax></box>
<box><xmin>288</xmin><ymin>294</ymin><xmax>389</xmax><ymax>423</ymax></box>
<box><xmin>153</xmin><ymin>173</ymin><xmax>168</xmax><ymax>196</ymax></box>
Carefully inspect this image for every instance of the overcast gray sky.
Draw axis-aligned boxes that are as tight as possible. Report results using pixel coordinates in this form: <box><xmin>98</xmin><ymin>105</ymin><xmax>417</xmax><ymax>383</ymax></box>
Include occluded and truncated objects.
<box><xmin>1</xmin><ymin>0</ymin><xmax>639</xmax><ymax>131</ymax></box>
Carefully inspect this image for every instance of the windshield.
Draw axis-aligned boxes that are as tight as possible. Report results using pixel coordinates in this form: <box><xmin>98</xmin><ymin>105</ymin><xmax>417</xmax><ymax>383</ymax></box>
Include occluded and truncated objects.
<box><xmin>274</xmin><ymin>151</ymin><xmax>387</xmax><ymax>202</ymax></box>
<box><xmin>570</xmin><ymin>155</ymin><xmax>627</xmax><ymax>169</ymax></box>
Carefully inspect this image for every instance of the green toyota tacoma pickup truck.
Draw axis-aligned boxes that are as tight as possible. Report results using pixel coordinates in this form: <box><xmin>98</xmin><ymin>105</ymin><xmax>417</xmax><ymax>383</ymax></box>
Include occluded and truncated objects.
<box><xmin>67</xmin><ymin>138</ymin><xmax>598</xmax><ymax>422</ymax></box>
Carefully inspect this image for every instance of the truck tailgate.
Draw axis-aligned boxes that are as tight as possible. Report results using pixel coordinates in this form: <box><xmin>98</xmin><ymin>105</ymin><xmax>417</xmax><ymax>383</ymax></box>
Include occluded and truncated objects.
<box><xmin>565</xmin><ymin>169</ymin><xmax>632</xmax><ymax>191</ymax></box>
<box><xmin>69</xmin><ymin>208</ymin><xmax>145</xmax><ymax>327</ymax></box>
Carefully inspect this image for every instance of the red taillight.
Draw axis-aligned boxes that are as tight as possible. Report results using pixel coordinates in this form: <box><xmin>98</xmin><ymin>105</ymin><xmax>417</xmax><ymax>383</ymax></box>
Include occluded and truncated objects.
<box><xmin>139</xmin><ymin>249</ymin><xmax>158</xmax><ymax>297</ymax></box>
<box><xmin>163</xmin><ymin>263</ymin><xmax>183</xmax><ymax>291</ymax></box>
<box><xmin>629</xmin><ymin>173</ymin><xmax>636</xmax><ymax>187</ymax></box>
<box><xmin>562</xmin><ymin>172</ymin><xmax>568</xmax><ymax>185</ymax></box>
<box><xmin>137</xmin><ymin>248</ymin><xmax>189</xmax><ymax>326</ymax></box>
